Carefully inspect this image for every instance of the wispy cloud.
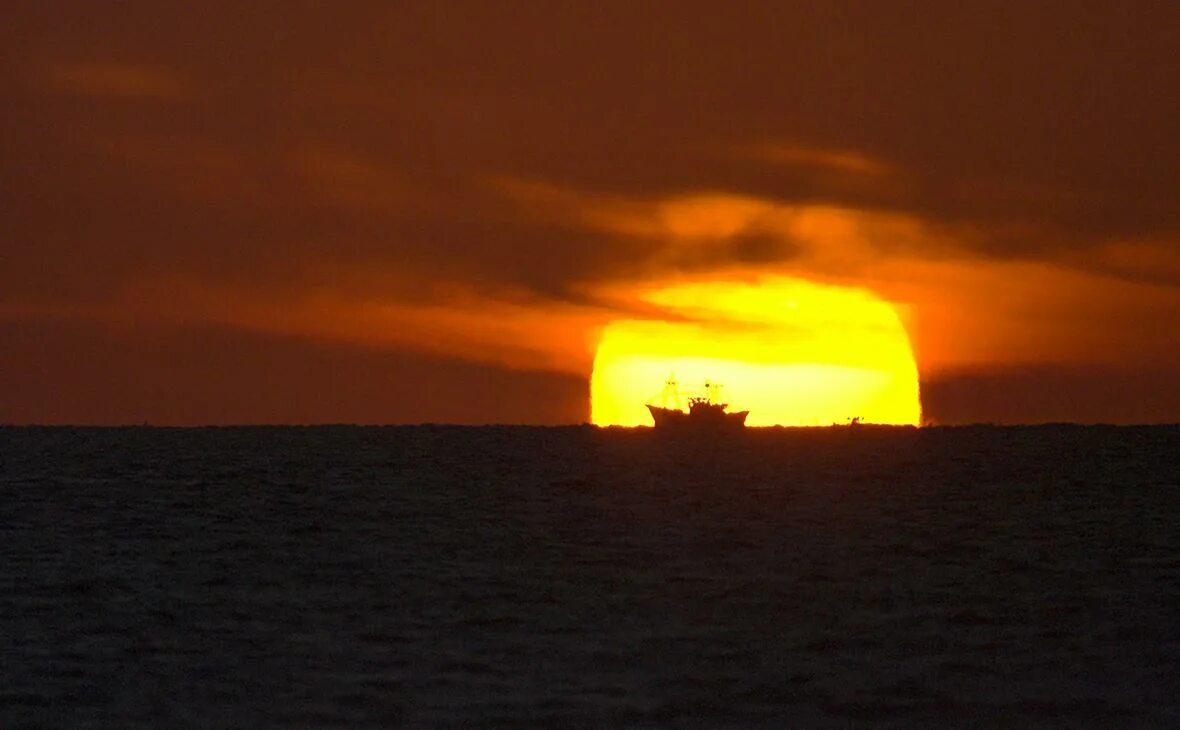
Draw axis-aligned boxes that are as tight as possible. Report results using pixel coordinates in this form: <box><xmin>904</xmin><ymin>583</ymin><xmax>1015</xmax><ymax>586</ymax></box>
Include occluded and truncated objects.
<box><xmin>489</xmin><ymin>174</ymin><xmax>1180</xmax><ymax>378</ymax></box>
<box><xmin>292</xmin><ymin>145</ymin><xmax>416</xmax><ymax>215</ymax></box>
<box><xmin>492</xmin><ymin>176</ymin><xmax>959</xmax><ymax>276</ymax></box>
<box><xmin>745</xmin><ymin>143</ymin><xmax>896</xmax><ymax>178</ymax></box>
<box><xmin>46</xmin><ymin>61</ymin><xmax>192</xmax><ymax>100</ymax></box>
<box><xmin>87</xmin><ymin>134</ymin><xmax>258</xmax><ymax>200</ymax></box>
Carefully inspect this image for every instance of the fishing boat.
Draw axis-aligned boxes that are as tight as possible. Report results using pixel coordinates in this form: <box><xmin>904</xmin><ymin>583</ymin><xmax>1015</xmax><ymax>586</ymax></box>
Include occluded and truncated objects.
<box><xmin>646</xmin><ymin>378</ymin><xmax>748</xmax><ymax>430</ymax></box>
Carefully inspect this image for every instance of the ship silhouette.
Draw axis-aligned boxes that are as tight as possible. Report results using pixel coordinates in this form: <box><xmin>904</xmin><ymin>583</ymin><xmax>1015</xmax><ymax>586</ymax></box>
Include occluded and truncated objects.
<box><xmin>646</xmin><ymin>377</ymin><xmax>749</xmax><ymax>430</ymax></box>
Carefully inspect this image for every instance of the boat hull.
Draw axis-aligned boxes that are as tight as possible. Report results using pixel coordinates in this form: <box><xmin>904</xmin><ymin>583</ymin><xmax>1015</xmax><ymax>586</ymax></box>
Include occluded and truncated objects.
<box><xmin>647</xmin><ymin>405</ymin><xmax>748</xmax><ymax>430</ymax></box>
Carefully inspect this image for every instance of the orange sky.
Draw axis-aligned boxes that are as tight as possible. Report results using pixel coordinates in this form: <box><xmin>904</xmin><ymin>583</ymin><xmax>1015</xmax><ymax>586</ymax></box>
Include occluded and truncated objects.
<box><xmin>2</xmin><ymin>2</ymin><xmax>1179</xmax><ymax>424</ymax></box>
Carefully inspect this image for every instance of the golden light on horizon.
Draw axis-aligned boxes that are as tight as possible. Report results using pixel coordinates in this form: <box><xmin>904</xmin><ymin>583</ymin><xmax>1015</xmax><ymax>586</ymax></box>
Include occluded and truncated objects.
<box><xmin>590</xmin><ymin>278</ymin><xmax>921</xmax><ymax>427</ymax></box>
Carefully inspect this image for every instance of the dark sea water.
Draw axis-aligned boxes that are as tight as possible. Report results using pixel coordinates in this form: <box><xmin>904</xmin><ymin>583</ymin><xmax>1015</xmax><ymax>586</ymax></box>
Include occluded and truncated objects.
<box><xmin>2</xmin><ymin>425</ymin><xmax>1178</xmax><ymax>727</ymax></box>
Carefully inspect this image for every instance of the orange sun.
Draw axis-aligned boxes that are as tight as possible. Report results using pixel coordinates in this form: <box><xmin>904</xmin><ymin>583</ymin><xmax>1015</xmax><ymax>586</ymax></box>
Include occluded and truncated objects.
<box><xmin>590</xmin><ymin>277</ymin><xmax>921</xmax><ymax>426</ymax></box>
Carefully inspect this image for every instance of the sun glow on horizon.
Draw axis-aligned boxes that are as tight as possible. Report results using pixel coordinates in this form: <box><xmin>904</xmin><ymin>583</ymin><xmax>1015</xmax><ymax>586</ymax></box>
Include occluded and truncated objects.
<box><xmin>590</xmin><ymin>278</ymin><xmax>921</xmax><ymax>426</ymax></box>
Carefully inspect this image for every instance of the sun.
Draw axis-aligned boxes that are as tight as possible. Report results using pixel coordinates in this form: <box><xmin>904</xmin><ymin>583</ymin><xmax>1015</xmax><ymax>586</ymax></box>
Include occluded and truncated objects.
<box><xmin>590</xmin><ymin>277</ymin><xmax>921</xmax><ymax>426</ymax></box>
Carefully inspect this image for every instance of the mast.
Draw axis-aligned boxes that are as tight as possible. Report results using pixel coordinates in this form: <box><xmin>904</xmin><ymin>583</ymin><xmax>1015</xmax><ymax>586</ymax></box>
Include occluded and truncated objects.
<box><xmin>661</xmin><ymin>374</ymin><xmax>682</xmax><ymax>411</ymax></box>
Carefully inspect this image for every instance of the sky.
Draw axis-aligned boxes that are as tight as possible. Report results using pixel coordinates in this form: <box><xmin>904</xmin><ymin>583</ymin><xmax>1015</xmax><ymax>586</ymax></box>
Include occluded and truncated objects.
<box><xmin>2</xmin><ymin>1</ymin><xmax>1179</xmax><ymax>425</ymax></box>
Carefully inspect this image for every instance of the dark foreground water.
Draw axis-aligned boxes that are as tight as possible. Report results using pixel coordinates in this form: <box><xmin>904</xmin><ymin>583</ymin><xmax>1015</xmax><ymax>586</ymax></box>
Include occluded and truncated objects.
<box><xmin>2</xmin><ymin>425</ymin><xmax>1178</xmax><ymax>727</ymax></box>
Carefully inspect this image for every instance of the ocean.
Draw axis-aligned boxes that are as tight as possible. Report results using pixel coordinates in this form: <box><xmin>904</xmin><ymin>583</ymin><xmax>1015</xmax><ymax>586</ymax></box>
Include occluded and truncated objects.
<box><xmin>2</xmin><ymin>425</ymin><xmax>1177</xmax><ymax>727</ymax></box>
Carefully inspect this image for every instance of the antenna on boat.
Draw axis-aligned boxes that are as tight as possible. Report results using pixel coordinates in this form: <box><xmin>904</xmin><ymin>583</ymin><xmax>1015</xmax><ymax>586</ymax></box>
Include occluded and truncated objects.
<box><xmin>663</xmin><ymin>373</ymin><xmax>682</xmax><ymax>411</ymax></box>
<box><xmin>702</xmin><ymin>381</ymin><xmax>723</xmax><ymax>404</ymax></box>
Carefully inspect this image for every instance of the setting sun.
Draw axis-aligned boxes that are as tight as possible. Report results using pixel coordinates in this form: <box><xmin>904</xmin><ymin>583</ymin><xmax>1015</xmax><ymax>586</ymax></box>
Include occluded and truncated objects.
<box><xmin>591</xmin><ymin>278</ymin><xmax>921</xmax><ymax>427</ymax></box>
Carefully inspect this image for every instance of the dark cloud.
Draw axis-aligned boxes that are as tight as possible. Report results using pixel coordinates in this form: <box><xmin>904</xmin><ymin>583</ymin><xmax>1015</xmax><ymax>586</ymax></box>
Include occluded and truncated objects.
<box><xmin>0</xmin><ymin>319</ymin><xmax>587</xmax><ymax>425</ymax></box>
<box><xmin>922</xmin><ymin>366</ymin><xmax>1180</xmax><ymax>425</ymax></box>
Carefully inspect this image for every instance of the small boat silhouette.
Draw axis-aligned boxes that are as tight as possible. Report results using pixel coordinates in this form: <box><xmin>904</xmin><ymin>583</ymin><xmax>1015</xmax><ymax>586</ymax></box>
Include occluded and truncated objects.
<box><xmin>645</xmin><ymin>378</ymin><xmax>748</xmax><ymax>430</ymax></box>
